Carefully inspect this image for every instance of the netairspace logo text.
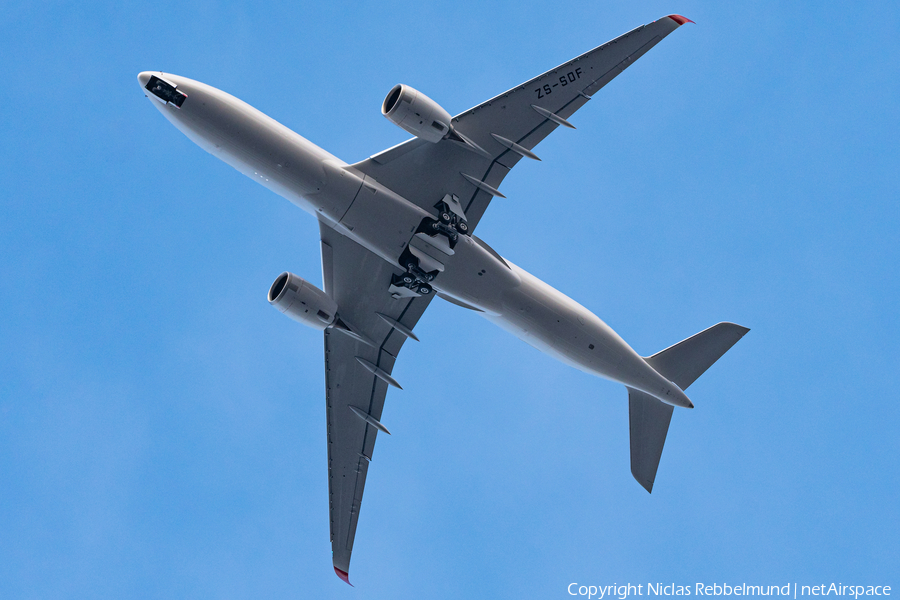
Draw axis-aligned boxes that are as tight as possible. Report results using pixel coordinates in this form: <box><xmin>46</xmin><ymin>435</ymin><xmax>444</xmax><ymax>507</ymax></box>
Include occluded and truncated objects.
<box><xmin>567</xmin><ymin>583</ymin><xmax>892</xmax><ymax>600</ymax></box>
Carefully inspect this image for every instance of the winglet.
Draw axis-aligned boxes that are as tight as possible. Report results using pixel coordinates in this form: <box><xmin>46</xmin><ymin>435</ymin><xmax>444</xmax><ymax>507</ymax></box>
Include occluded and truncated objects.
<box><xmin>667</xmin><ymin>14</ymin><xmax>694</xmax><ymax>26</ymax></box>
<box><xmin>334</xmin><ymin>567</ymin><xmax>353</xmax><ymax>586</ymax></box>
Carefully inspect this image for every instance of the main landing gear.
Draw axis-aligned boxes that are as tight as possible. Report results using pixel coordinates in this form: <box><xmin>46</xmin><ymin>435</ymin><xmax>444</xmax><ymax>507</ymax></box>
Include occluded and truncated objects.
<box><xmin>390</xmin><ymin>194</ymin><xmax>470</xmax><ymax>299</ymax></box>
<box><xmin>389</xmin><ymin>248</ymin><xmax>436</xmax><ymax>297</ymax></box>
<box><xmin>390</xmin><ymin>273</ymin><xmax>433</xmax><ymax>297</ymax></box>
<box><xmin>419</xmin><ymin>194</ymin><xmax>471</xmax><ymax>249</ymax></box>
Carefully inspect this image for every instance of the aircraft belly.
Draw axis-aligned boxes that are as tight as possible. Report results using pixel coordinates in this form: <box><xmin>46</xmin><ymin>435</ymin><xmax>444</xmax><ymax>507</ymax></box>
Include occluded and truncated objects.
<box><xmin>429</xmin><ymin>236</ymin><xmax>522</xmax><ymax>315</ymax></box>
<box><xmin>174</xmin><ymin>113</ymin><xmax>324</xmax><ymax>214</ymax></box>
<box><xmin>488</xmin><ymin>285</ymin><xmax>628</xmax><ymax>380</ymax></box>
<box><xmin>147</xmin><ymin>73</ymin><xmax>350</xmax><ymax>218</ymax></box>
<box><xmin>474</xmin><ymin>262</ymin><xmax>678</xmax><ymax>398</ymax></box>
<box><xmin>337</xmin><ymin>176</ymin><xmax>431</xmax><ymax>264</ymax></box>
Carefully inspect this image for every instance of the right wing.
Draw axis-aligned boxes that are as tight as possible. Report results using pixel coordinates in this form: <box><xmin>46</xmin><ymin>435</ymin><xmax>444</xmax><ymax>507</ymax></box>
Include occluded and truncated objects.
<box><xmin>318</xmin><ymin>220</ymin><xmax>434</xmax><ymax>583</ymax></box>
<box><xmin>353</xmin><ymin>15</ymin><xmax>691</xmax><ymax>231</ymax></box>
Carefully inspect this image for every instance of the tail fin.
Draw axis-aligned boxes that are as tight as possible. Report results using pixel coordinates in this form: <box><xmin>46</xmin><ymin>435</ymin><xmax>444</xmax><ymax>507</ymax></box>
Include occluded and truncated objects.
<box><xmin>628</xmin><ymin>387</ymin><xmax>675</xmax><ymax>493</ymax></box>
<box><xmin>629</xmin><ymin>322</ymin><xmax>749</xmax><ymax>492</ymax></box>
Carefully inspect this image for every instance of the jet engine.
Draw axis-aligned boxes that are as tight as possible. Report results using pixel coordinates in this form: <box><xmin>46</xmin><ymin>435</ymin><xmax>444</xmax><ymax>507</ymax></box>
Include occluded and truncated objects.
<box><xmin>268</xmin><ymin>272</ymin><xmax>337</xmax><ymax>330</ymax></box>
<box><xmin>382</xmin><ymin>84</ymin><xmax>451</xmax><ymax>143</ymax></box>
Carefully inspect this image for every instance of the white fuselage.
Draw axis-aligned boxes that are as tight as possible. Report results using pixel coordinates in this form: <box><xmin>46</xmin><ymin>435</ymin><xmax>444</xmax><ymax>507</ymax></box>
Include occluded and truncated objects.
<box><xmin>139</xmin><ymin>72</ymin><xmax>692</xmax><ymax>408</ymax></box>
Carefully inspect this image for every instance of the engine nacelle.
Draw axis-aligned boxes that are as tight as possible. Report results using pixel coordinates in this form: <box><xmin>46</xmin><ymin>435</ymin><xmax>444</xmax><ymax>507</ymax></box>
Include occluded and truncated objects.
<box><xmin>382</xmin><ymin>84</ymin><xmax>451</xmax><ymax>143</ymax></box>
<box><xmin>268</xmin><ymin>272</ymin><xmax>337</xmax><ymax>330</ymax></box>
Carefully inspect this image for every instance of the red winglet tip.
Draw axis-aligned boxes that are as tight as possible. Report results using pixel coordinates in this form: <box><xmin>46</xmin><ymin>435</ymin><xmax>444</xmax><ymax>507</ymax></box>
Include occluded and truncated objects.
<box><xmin>668</xmin><ymin>14</ymin><xmax>694</xmax><ymax>25</ymax></box>
<box><xmin>334</xmin><ymin>567</ymin><xmax>353</xmax><ymax>586</ymax></box>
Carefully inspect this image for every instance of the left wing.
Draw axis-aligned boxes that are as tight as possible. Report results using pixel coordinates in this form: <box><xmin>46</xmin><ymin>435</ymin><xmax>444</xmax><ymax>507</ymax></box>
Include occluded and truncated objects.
<box><xmin>352</xmin><ymin>15</ymin><xmax>691</xmax><ymax>232</ymax></box>
<box><xmin>318</xmin><ymin>220</ymin><xmax>434</xmax><ymax>583</ymax></box>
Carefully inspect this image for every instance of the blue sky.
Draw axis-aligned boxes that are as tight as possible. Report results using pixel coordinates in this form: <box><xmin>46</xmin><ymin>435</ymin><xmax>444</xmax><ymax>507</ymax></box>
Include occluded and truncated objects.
<box><xmin>1</xmin><ymin>1</ymin><xmax>898</xmax><ymax>598</ymax></box>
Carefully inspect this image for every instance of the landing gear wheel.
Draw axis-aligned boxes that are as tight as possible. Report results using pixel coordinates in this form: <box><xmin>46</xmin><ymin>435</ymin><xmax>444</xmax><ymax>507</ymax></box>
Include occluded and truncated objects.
<box><xmin>439</xmin><ymin>211</ymin><xmax>452</xmax><ymax>224</ymax></box>
<box><xmin>401</xmin><ymin>273</ymin><xmax>415</xmax><ymax>285</ymax></box>
<box><xmin>417</xmin><ymin>283</ymin><xmax>432</xmax><ymax>295</ymax></box>
<box><xmin>456</xmin><ymin>220</ymin><xmax>469</xmax><ymax>235</ymax></box>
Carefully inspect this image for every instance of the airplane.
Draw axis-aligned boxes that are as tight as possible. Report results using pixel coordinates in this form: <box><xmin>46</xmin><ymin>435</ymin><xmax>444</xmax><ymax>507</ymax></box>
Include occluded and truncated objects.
<box><xmin>137</xmin><ymin>14</ymin><xmax>748</xmax><ymax>585</ymax></box>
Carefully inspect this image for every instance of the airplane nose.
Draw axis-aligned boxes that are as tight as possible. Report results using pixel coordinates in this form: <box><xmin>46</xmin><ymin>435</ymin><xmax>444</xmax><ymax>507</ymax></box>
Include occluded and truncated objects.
<box><xmin>137</xmin><ymin>71</ymin><xmax>152</xmax><ymax>88</ymax></box>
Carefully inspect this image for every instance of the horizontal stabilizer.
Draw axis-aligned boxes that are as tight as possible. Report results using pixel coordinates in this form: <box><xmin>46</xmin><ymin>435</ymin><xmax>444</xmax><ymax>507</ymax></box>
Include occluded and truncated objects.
<box><xmin>645</xmin><ymin>322</ymin><xmax>749</xmax><ymax>391</ymax></box>
<box><xmin>628</xmin><ymin>387</ymin><xmax>674</xmax><ymax>493</ymax></box>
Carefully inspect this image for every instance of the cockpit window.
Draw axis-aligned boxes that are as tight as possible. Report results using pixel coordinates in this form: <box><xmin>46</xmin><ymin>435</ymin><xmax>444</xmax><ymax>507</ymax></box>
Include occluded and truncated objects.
<box><xmin>145</xmin><ymin>75</ymin><xmax>187</xmax><ymax>108</ymax></box>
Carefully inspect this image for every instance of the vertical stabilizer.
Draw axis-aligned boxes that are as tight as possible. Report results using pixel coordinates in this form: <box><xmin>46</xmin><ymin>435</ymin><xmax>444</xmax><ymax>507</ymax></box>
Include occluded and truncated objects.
<box><xmin>629</xmin><ymin>322</ymin><xmax>749</xmax><ymax>492</ymax></box>
<box><xmin>628</xmin><ymin>387</ymin><xmax>674</xmax><ymax>492</ymax></box>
